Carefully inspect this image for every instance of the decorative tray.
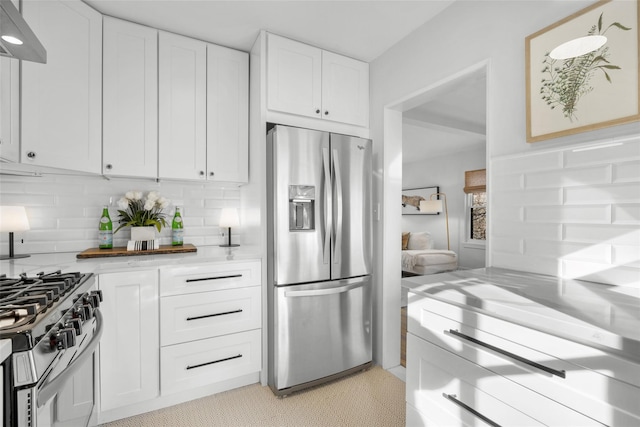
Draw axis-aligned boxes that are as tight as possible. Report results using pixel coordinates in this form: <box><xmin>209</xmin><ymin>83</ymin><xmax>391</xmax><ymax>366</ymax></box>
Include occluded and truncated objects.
<box><xmin>76</xmin><ymin>244</ymin><xmax>197</xmax><ymax>259</ymax></box>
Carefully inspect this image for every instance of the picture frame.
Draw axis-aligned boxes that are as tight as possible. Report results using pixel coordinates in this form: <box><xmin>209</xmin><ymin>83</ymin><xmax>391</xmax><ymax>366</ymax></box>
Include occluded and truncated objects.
<box><xmin>401</xmin><ymin>186</ymin><xmax>439</xmax><ymax>215</ymax></box>
<box><xmin>525</xmin><ymin>0</ymin><xmax>639</xmax><ymax>143</ymax></box>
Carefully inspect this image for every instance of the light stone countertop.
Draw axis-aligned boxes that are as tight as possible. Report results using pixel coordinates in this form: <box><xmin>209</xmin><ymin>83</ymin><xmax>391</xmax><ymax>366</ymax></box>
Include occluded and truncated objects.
<box><xmin>403</xmin><ymin>267</ymin><xmax>640</xmax><ymax>363</ymax></box>
<box><xmin>0</xmin><ymin>244</ymin><xmax>263</xmax><ymax>276</ymax></box>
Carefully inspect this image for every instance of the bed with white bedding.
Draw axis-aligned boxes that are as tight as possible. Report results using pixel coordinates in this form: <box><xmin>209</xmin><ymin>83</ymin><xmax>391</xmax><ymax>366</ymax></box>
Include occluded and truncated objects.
<box><xmin>401</xmin><ymin>231</ymin><xmax>458</xmax><ymax>276</ymax></box>
<box><xmin>401</xmin><ymin>249</ymin><xmax>458</xmax><ymax>275</ymax></box>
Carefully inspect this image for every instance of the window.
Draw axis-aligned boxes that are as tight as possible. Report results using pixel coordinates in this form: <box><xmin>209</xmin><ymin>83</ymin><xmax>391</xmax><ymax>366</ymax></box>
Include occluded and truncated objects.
<box><xmin>468</xmin><ymin>192</ymin><xmax>486</xmax><ymax>240</ymax></box>
<box><xmin>464</xmin><ymin>169</ymin><xmax>486</xmax><ymax>242</ymax></box>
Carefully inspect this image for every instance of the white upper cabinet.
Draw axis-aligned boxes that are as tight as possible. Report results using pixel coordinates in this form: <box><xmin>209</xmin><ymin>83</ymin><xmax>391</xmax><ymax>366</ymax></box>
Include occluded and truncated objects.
<box><xmin>158</xmin><ymin>31</ymin><xmax>207</xmax><ymax>180</ymax></box>
<box><xmin>321</xmin><ymin>50</ymin><xmax>369</xmax><ymax>127</ymax></box>
<box><xmin>267</xmin><ymin>34</ymin><xmax>322</xmax><ymax>120</ymax></box>
<box><xmin>206</xmin><ymin>44</ymin><xmax>249</xmax><ymax>183</ymax></box>
<box><xmin>0</xmin><ymin>56</ymin><xmax>19</xmax><ymax>163</ymax></box>
<box><xmin>103</xmin><ymin>17</ymin><xmax>158</xmax><ymax>178</ymax></box>
<box><xmin>266</xmin><ymin>33</ymin><xmax>369</xmax><ymax>128</ymax></box>
<box><xmin>21</xmin><ymin>0</ymin><xmax>102</xmax><ymax>174</ymax></box>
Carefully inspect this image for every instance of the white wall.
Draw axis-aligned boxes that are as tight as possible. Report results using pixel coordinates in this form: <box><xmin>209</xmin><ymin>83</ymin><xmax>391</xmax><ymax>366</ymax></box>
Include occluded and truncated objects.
<box><xmin>402</xmin><ymin>136</ymin><xmax>486</xmax><ymax>269</ymax></box>
<box><xmin>0</xmin><ymin>172</ymin><xmax>242</xmax><ymax>256</ymax></box>
<box><xmin>370</xmin><ymin>0</ymin><xmax>640</xmax><ymax>367</ymax></box>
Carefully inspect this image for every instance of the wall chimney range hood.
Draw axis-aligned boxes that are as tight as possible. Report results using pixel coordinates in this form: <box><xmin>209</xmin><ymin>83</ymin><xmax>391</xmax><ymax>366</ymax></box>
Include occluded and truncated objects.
<box><xmin>0</xmin><ymin>0</ymin><xmax>46</xmax><ymax>63</ymax></box>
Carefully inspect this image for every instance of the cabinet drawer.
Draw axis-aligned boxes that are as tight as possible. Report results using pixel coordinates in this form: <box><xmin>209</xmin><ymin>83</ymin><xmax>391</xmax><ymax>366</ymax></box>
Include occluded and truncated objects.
<box><xmin>160</xmin><ymin>260</ymin><xmax>260</xmax><ymax>296</ymax></box>
<box><xmin>160</xmin><ymin>286</ymin><xmax>261</xmax><ymax>345</ymax></box>
<box><xmin>407</xmin><ymin>334</ymin><xmax>600</xmax><ymax>427</ymax></box>
<box><xmin>160</xmin><ymin>329</ymin><xmax>261</xmax><ymax>395</ymax></box>
<box><xmin>409</xmin><ymin>295</ymin><xmax>640</xmax><ymax>426</ymax></box>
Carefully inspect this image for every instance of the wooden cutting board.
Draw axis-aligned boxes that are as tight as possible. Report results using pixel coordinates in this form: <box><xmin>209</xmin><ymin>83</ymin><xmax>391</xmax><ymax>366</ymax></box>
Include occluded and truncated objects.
<box><xmin>77</xmin><ymin>244</ymin><xmax>197</xmax><ymax>259</ymax></box>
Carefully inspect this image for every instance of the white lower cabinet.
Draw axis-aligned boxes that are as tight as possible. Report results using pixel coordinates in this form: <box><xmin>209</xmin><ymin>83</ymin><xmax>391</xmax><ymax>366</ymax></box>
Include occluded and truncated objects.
<box><xmin>98</xmin><ymin>270</ymin><xmax>160</xmax><ymax>414</ymax></box>
<box><xmin>97</xmin><ymin>260</ymin><xmax>262</xmax><ymax>423</ymax></box>
<box><xmin>406</xmin><ymin>293</ymin><xmax>640</xmax><ymax>427</ymax></box>
<box><xmin>159</xmin><ymin>260</ymin><xmax>262</xmax><ymax>396</ymax></box>
<box><xmin>161</xmin><ymin>329</ymin><xmax>261</xmax><ymax>394</ymax></box>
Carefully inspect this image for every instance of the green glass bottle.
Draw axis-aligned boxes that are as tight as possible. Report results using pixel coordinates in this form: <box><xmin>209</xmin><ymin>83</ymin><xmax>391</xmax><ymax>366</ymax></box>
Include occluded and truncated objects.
<box><xmin>99</xmin><ymin>206</ymin><xmax>113</xmax><ymax>249</ymax></box>
<box><xmin>172</xmin><ymin>206</ymin><xmax>183</xmax><ymax>246</ymax></box>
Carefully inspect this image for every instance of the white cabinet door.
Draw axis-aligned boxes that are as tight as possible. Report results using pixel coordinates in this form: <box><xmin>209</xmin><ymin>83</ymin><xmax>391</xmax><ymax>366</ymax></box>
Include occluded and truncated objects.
<box><xmin>158</xmin><ymin>31</ymin><xmax>207</xmax><ymax>180</ymax></box>
<box><xmin>98</xmin><ymin>270</ymin><xmax>159</xmax><ymax>412</ymax></box>
<box><xmin>267</xmin><ymin>33</ymin><xmax>322</xmax><ymax>120</ymax></box>
<box><xmin>206</xmin><ymin>44</ymin><xmax>249</xmax><ymax>183</ymax></box>
<box><xmin>322</xmin><ymin>51</ymin><xmax>369</xmax><ymax>127</ymax></box>
<box><xmin>103</xmin><ymin>17</ymin><xmax>158</xmax><ymax>178</ymax></box>
<box><xmin>21</xmin><ymin>0</ymin><xmax>102</xmax><ymax>173</ymax></box>
<box><xmin>0</xmin><ymin>56</ymin><xmax>19</xmax><ymax>162</ymax></box>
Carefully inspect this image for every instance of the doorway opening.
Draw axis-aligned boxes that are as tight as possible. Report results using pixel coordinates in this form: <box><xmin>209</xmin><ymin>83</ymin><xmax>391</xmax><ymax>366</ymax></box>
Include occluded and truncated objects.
<box><xmin>381</xmin><ymin>60</ymin><xmax>490</xmax><ymax>373</ymax></box>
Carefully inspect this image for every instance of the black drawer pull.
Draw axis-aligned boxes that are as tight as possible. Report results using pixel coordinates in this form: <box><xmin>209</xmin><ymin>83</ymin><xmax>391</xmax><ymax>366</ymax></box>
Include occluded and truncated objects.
<box><xmin>186</xmin><ymin>309</ymin><xmax>243</xmax><ymax>321</ymax></box>
<box><xmin>186</xmin><ymin>354</ymin><xmax>242</xmax><ymax>370</ymax></box>
<box><xmin>186</xmin><ymin>274</ymin><xmax>242</xmax><ymax>283</ymax></box>
<box><xmin>448</xmin><ymin>329</ymin><xmax>566</xmax><ymax>379</ymax></box>
<box><xmin>443</xmin><ymin>393</ymin><xmax>502</xmax><ymax>427</ymax></box>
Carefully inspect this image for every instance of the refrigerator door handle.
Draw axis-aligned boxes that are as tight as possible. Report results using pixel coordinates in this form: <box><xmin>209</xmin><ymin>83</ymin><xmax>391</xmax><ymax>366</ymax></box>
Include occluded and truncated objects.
<box><xmin>322</xmin><ymin>147</ymin><xmax>331</xmax><ymax>265</ymax></box>
<box><xmin>284</xmin><ymin>280</ymin><xmax>365</xmax><ymax>298</ymax></box>
<box><xmin>332</xmin><ymin>148</ymin><xmax>343</xmax><ymax>264</ymax></box>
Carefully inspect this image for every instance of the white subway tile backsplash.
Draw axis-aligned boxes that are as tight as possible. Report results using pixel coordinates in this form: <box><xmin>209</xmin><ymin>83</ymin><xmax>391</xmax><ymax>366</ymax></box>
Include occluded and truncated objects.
<box><xmin>612</xmin><ymin>204</ymin><xmax>640</xmax><ymax>224</ymax></box>
<box><xmin>0</xmin><ymin>173</ymin><xmax>243</xmax><ymax>255</ymax></box>
<box><xmin>493</xmin><ymin>221</ymin><xmax>561</xmax><ymax>241</ymax></box>
<box><xmin>493</xmin><ymin>188</ymin><xmax>562</xmax><ymax>206</ymax></box>
<box><xmin>492</xmin><ymin>252</ymin><xmax>560</xmax><ymax>277</ymax></box>
<box><xmin>525</xmin><ymin>165</ymin><xmax>610</xmax><ymax>189</ymax></box>
<box><xmin>490</xmin><ymin>205</ymin><xmax>523</xmax><ymax>222</ymax></box>
<box><xmin>525</xmin><ymin>205</ymin><xmax>611</xmax><ymax>224</ymax></box>
<box><xmin>613</xmin><ymin>161</ymin><xmax>640</xmax><ymax>183</ymax></box>
<box><xmin>613</xmin><ymin>245</ymin><xmax>640</xmax><ymax>268</ymax></box>
<box><xmin>491</xmin><ymin>173</ymin><xmax>524</xmax><ymax>192</ymax></box>
<box><xmin>564</xmin><ymin>139</ymin><xmax>640</xmax><ymax>167</ymax></box>
<box><xmin>563</xmin><ymin>224</ymin><xmax>640</xmax><ymax>245</ymax></box>
<box><xmin>564</xmin><ymin>183</ymin><xmax>640</xmax><ymax>205</ymax></box>
<box><xmin>525</xmin><ymin>240</ymin><xmax>611</xmax><ymax>263</ymax></box>
<box><xmin>491</xmin><ymin>136</ymin><xmax>640</xmax><ymax>286</ymax></box>
<box><xmin>561</xmin><ymin>260</ymin><xmax>640</xmax><ymax>287</ymax></box>
<box><xmin>493</xmin><ymin>151</ymin><xmax>563</xmax><ymax>175</ymax></box>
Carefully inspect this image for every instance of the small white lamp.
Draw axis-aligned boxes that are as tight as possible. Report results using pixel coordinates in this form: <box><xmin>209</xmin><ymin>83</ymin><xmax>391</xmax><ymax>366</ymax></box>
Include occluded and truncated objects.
<box><xmin>0</xmin><ymin>206</ymin><xmax>31</xmax><ymax>260</ymax></box>
<box><xmin>219</xmin><ymin>207</ymin><xmax>240</xmax><ymax>247</ymax></box>
<box><xmin>420</xmin><ymin>193</ymin><xmax>450</xmax><ymax>250</ymax></box>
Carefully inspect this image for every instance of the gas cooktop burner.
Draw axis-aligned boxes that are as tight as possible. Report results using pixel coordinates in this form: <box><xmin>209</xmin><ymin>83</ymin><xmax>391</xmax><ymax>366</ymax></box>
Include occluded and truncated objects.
<box><xmin>0</xmin><ymin>270</ymin><xmax>95</xmax><ymax>350</ymax></box>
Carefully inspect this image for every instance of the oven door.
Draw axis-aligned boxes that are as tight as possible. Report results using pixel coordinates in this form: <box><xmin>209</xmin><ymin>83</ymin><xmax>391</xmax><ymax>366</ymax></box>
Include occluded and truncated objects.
<box><xmin>26</xmin><ymin>310</ymin><xmax>103</xmax><ymax>427</ymax></box>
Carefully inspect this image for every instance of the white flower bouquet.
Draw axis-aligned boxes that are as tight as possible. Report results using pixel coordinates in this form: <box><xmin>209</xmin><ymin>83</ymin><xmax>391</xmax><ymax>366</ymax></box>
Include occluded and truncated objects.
<box><xmin>115</xmin><ymin>191</ymin><xmax>170</xmax><ymax>234</ymax></box>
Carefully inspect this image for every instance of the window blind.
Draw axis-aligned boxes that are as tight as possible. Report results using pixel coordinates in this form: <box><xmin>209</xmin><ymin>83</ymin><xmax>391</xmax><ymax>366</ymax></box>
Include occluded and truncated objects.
<box><xmin>464</xmin><ymin>169</ymin><xmax>486</xmax><ymax>193</ymax></box>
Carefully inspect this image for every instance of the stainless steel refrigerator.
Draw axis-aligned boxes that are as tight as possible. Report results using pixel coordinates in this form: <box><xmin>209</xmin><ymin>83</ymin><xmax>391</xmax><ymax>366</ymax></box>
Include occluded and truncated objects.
<box><xmin>267</xmin><ymin>124</ymin><xmax>372</xmax><ymax>396</ymax></box>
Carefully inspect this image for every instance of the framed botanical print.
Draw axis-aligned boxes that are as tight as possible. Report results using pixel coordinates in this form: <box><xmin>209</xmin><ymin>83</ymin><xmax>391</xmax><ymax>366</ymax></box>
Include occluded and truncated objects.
<box><xmin>525</xmin><ymin>0</ymin><xmax>639</xmax><ymax>142</ymax></box>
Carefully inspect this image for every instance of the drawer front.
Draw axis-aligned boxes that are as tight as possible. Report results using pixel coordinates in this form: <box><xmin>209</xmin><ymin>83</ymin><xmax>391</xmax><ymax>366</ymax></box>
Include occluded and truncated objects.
<box><xmin>407</xmin><ymin>334</ymin><xmax>600</xmax><ymax>427</ymax></box>
<box><xmin>161</xmin><ymin>329</ymin><xmax>261</xmax><ymax>395</ymax></box>
<box><xmin>409</xmin><ymin>295</ymin><xmax>640</xmax><ymax>426</ymax></box>
<box><xmin>161</xmin><ymin>286</ymin><xmax>261</xmax><ymax>345</ymax></box>
<box><xmin>160</xmin><ymin>260</ymin><xmax>260</xmax><ymax>296</ymax></box>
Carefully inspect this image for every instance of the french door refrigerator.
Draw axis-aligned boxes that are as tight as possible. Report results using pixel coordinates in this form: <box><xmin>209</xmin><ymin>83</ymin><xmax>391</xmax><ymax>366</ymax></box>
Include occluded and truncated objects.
<box><xmin>267</xmin><ymin>124</ymin><xmax>373</xmax><ymax>396</ymax></box>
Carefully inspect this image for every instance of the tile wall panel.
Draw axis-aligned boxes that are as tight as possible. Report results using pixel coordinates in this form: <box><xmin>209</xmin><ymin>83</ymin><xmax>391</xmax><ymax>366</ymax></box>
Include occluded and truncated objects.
<box><xmin>491</xmin><ymin>135</ymin><xmax>640</xmax><ymax>287</ymax></box>
<box><xmin>0</xmin><ymin>173</ymin><xmax>241</xmax><ymax>256</ymax></box>
<box><xmin>525</xmin><ymin>165</ymin><xmax>610</xmax><ymax>189</ymax></box>
<box><xmin>613</xmin><ymin>161</ymin><xmax>640</xmax><ymax>183</ymax></box>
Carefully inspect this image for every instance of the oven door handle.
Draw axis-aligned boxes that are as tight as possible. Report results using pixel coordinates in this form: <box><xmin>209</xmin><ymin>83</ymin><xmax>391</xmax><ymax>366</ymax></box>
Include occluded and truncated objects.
<box><xmin>37</xmin><ymin>309</ymin><xmax>104</xmax><ymax>408</ymax></box>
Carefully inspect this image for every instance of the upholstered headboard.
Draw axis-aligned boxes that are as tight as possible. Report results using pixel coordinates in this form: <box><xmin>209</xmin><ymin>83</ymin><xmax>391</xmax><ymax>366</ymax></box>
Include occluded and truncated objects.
<box><xmin>402</xmin><ymin>231</ymin><xmax>434</xmax><ymax>250</ymax></box>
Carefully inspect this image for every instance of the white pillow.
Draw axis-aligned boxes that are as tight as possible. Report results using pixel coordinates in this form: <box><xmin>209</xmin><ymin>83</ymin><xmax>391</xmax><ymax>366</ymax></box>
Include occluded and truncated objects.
<box><xmin>407</xmin><ymin>231</ymin><xmax>434</xmax><ymax>250</ymax></box>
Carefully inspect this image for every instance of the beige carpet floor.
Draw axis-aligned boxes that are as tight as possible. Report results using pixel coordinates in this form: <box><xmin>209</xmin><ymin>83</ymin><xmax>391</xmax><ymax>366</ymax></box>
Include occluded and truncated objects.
<box><xmin>100</xmin><ymin>366</ymin><xmax>405</xmax><ymax>427</ymax></box>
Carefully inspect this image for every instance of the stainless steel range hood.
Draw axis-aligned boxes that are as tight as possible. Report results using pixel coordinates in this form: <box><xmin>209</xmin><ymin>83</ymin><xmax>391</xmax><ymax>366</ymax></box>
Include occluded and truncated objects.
<box><xmin>0</xmin><ymin>0</ymin><xmax>46</xmax><ymax>63</ymax></box>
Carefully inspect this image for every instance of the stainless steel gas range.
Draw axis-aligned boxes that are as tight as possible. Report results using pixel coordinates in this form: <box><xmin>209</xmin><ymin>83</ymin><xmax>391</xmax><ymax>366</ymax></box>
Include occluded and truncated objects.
<box><xmin>0</xmin><ymin>270</ymin><xmax>103</xmax><ymax>427</ymax></box>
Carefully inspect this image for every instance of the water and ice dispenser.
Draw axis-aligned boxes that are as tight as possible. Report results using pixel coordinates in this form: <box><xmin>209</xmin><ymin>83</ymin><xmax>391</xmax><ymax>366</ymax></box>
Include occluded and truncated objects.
<box><xmin>289</xmin><ymin>185</ymin><xmax>315</xmax><ymax>231</ymax></box>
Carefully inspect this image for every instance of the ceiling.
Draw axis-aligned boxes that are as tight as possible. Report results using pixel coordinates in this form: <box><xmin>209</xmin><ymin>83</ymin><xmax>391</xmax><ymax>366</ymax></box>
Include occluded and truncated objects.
<box><xmin>84</xmin><ymin>0</ymin><xmax>455</xmax><ymax>62</ymax></box>
<box><xmin>403</xmin><ymin>68</ymin><xmax>486</xmax><ymax>163</ymax></box>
